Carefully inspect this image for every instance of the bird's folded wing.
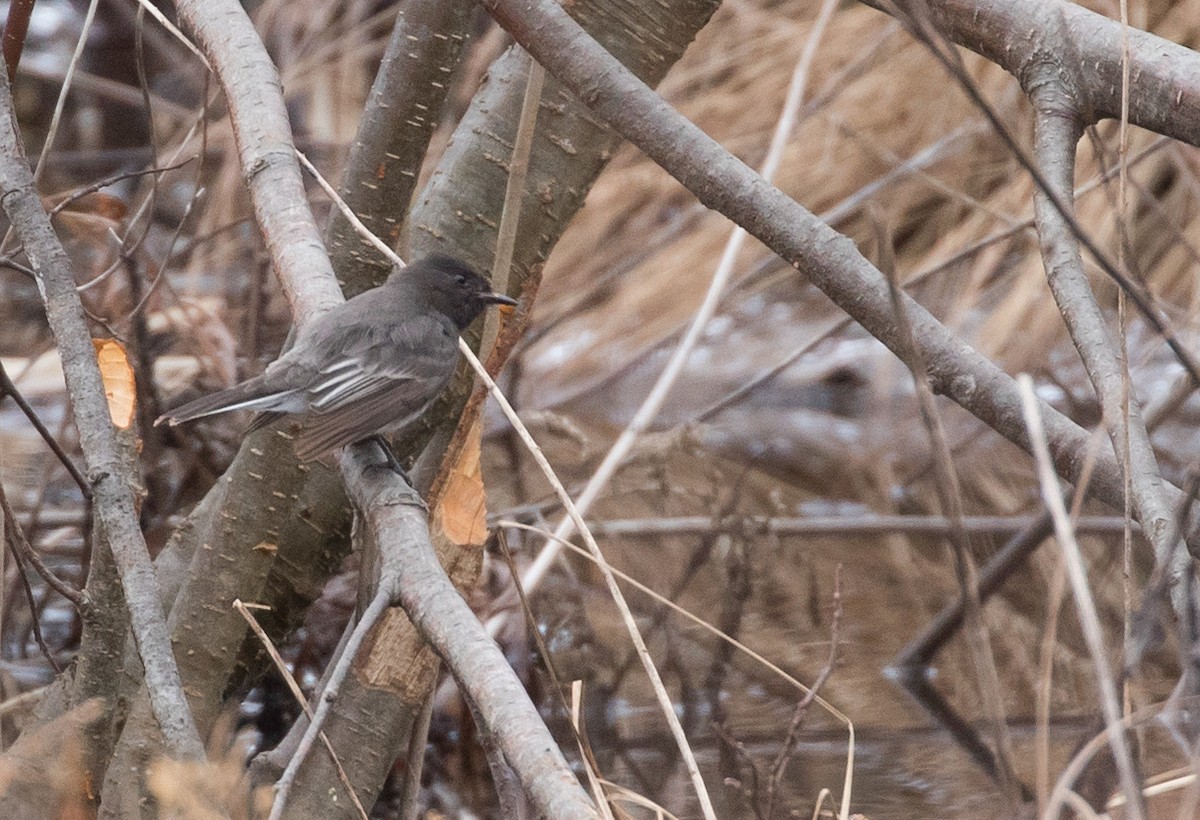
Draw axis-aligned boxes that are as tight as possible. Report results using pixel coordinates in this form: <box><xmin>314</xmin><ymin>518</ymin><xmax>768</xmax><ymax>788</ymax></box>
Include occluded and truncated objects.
<box><xmin>292</xmin><ymin>315</ymin><xmax>458</xmax><ymax>458</ymax></box>
<box><xmin>308</xmin><ymin>362</ymin><xmax>405</xmax><ymax>411</ymax></box>
<box><xmin>292</xmin><ymin>375</ymin><xmax>446</xmax><ymax>461</ymax></box>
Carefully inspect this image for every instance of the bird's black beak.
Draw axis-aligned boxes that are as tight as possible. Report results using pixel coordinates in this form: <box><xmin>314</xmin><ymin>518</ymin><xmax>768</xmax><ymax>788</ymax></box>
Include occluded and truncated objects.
<box><xmin>481</xmin><ymin>292</ymin><xmax>519</xmax><ymax>307</ymax></box>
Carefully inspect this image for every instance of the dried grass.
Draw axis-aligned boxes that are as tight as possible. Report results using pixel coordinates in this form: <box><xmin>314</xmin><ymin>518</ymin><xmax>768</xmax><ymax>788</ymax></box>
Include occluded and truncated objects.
<box><xmin>526</xmin><ymin>0</ymin><xmax>1200</xmax><ymax>477</ymax></box>
<box><xmin>491</xmin><ymin>0</ymin><xmax>1200</xmax><ymax>776</ymax></box>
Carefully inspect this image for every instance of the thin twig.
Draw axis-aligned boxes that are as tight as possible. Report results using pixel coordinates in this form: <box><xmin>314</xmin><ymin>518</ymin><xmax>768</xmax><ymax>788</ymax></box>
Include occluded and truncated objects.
<box><xmin>0</xmin><ymin>480</ymin><xmax>85</xmax><ymax>610</ymax></box>
<box><xmin>45</xmin><ymin>157</ymin><xmax>196</xmax><ymax>218</ymax></box>
<box><xmin>269</xmin><ymin>589</ymin><xmax>391</xmax><ymax>820</ymax></box>
<box><xmin>571</xmin><ymin>682</ymin><xmax>616</xmax><ymax>820</ymax></box>
<box><xmin>611</xmin><ymin>482</ymin><xmax>746</xmax><ymax>687</ymax></box>
<box><xmin>479</xmin><ymin>50</ymin><xmax>543</xmax><ymax>359</ymax></box>
<box><xmin>2</xmin><ymin>518</ymin><xmax>62</xmax><ymax>674</ymax></box>
<box><xmin>461</xmin><ymin>339</ymin><xmax>716</xmax><ymax>818</ymax></box>
<box><xmin>133</xmin><ymin>0</ymin><xmax>211</xmax><ymax>68</ymax></box>
<box><xmin>0</xmin><ymin>256</ymin><xmax>36</xmax><ymax>278</ymax></box>
<box><xmin>1036</xmin><ymin>425</ymin><xmax>1105</xmax><ymax>814</ymax></box>
<box><xmin>561</xmin><ymin>513</ymin><xmax>1137</xmax><ymax>538</ymax></box>
<box><xmin>712</xmin><ymin>719</ymin><xmax>766</xmax><ymax>820</ymax></box>
<box><xmin>463</xmin><ymin>692</ymin><xmax>527</xmax><ymax>818</ymax></box>
<box><xmin>490</xmin><ymin>54</ymin><xmax>544</xmax><ymax>300</ymax></box>
<box><xmin>519</xmin><ymin>0</ymin><xmax>842</xmax><ymax>623</ymax></box>
<box><xmin>30</xmin><ymin>0</ymin><xmax>100</xmax><ymax>184</ymax></box>
<box><xmin>764</xmin><ymin>565</ymin><xmax>843</xmax><ymax>819</ymax></box>
<box><xmin>297</xmin><ymin>150</ymin><xmax>395</xmax><ymax>263</ymax></box>
<box><xmin>1045</xmin><ymin>699</ymin><xmax>1164</xmax><ymax>819</ymax></box>
<box><xmin>0</xmin><ymin>684</ymin><xmax>45</xmax><ymax>717</ymax></box>
<box><xmin>493</xmin><ymin>531</ymin><xmax>614</xmax><ymax>816</ymax></box>
<box><xmin>0</xmin><ymin>361</ymin><xmax>90</xmax><ymax>498</ymax></box>
<box><xmin>883</xmin><ymin>217</ymin><xmax>1021</xmax><ymax>804</ymax></box>
<box><xmin>1018</xmin><ymin>374</ymin><xmax>1145</xmax><ymax>820</ymax></box>
<box><xmin>118</xmin><ymin>185</ymin><xmax>206</xmax><ymax>324</ymax></box>
<box><xmin>1115</xmin><ymin>0</ymin><xmax>1136</xmax><ymax>725</ymax></box>
<box><xmin>233</xmin><ymin>600</ymin><xmax>368</xmax><ymax>820</ymax></box>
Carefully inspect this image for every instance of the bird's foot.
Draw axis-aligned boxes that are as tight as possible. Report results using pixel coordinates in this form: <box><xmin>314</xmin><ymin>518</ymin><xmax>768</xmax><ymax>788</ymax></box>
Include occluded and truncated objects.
<box><xmin>366</xmin><ymin>435</ymin><xmax>410</xmax><ymax>482</ymax></box>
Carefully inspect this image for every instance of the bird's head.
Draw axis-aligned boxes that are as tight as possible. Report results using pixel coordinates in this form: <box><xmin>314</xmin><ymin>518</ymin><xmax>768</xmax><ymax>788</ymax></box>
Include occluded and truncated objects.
<box><xmin>391</xmin><ymin>255</ymin><xmax>517</xmax><ymax>330</ymax></box>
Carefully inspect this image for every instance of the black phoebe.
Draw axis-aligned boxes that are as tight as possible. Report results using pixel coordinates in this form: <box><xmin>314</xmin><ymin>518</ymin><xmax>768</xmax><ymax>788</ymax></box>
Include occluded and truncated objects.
<box><xmin>156</xmin><ymin>254</ymin><xmax>516</xmax><ymax>462</ymax></box>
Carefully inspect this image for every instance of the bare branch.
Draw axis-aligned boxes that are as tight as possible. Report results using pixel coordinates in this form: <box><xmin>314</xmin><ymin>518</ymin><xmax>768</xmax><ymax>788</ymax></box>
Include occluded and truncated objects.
<box><xmin>234</xmin><ymin>600</ymin><xmax>368</xmax><ymax>820</ymax></box>
<box><xmin>0</xmin><ymin>360</ymin><xmax>90</xmax><ymax>498</ymax></box>
<box><xmin>884</xmin><ymin>238</ymin><xmax>1021</xmax><ymax>804</ymax></box>
<box><xmin>1027</xmin><ymin>88</ymin><xmax>1190</xmax><ymax>613</ymax></box>
<box><xmin>859</xmin><ymin>0</ymin><xmax>1200</xmax><ymax>149</ymax></box>
<box><xmin>567</xmin><ymin>513</ymin><xmax>1137</xmax><ymax>538</ymax></box>
<box><xmin>479</xmin><ymin>0</ymin><xmax>1193</xmax><ymax>531</ymax></box>
<box><xmin>877</xmin><ymin>0</ymin><xmax>1200</xmax><ymax>388</ymax></box>
<box><xmin>0</xmin><ymin>68</ymin><xmax>204</xmax><ymax>758</ymax></box>
<box><xmin>0</xmin><ymin>481</ymin><xmax>85</xmax><ymax>611</ymax></box>
<box><xmin>1019</xmin><ymin>375</ymin><xmax>1146</xmax><ymax>820</ymax></box>
<box><xmin>174</xmin><ymin>0</ymin><xmax>343</xmax><ymax>326</ymax></box>
<box><xmin>326</xmin><ymin>0</ymin><xmax>477</xmax><ymax>295</ymax></box>
<box><xmin>336</xmin><ymin>448</ymin><xmax>598</xmax><ymax>819</ymax></box>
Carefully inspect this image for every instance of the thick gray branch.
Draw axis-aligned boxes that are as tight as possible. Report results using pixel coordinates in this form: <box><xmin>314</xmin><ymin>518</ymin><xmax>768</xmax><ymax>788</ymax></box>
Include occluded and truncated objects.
<box><xmin>0</xmin><ymin>70</ymin><xmax>204</xmax><ymax>759</ymax></box>
<box><xmin>859</xmin><ymin>0</ymin><xmax>1200</xmax><ymax>145</ymax></box>
<box><xmin>480</xmin><ymin>0</ymin><xmax>1189</xmax><ymax>524</ymax></box>
<box><xmin>328</xmin><ymin>0</ymin><xmax>477</xmax><ymax>295</ymax></box>
<box><xmin>174</xmin><ymin>0</ymin><xmax>343</xmax><ymax>326</ymax></box>
<box><xmin>338</xmin><ymin>451</ymin><xmax>597</xmax><ymax>819</ymax></box>
<box><xmin>410</xmin><ymin>0</ymin><xmax>720</xmax><ymax>283</ymax></box>
<box><xmin>1029</xmin><ymin>86</ymin><xmax>1189</xmax><ymax>606</ymax></box>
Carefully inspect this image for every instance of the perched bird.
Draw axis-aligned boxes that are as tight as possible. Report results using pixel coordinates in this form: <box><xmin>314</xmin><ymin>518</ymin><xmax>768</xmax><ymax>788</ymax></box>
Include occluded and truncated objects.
<box><xmin>156</xmin><ymin>254</ymin><xmax>517</xmax><ymax>463</ymax></box>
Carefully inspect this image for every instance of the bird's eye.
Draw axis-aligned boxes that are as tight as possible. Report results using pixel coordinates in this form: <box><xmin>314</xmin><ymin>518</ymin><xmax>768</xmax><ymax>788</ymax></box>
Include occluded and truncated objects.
<box><xmin>455</xmin><ymin>274</ymin><xmax>467</xmax><ymax>286</ymax></box>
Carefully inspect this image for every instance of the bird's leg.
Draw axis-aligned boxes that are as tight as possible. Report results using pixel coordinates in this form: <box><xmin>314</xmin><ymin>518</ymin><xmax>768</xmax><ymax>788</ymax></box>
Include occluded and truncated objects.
<box><xmin>365</xmin><ymin>434</ymin><xmax>410</xmax><ymax>482</ymax></box>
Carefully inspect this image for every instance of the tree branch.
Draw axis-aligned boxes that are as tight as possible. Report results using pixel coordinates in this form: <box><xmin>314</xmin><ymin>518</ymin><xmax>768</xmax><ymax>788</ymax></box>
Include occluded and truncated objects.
<box><xmin>1028</xmin><ymin>85</ymin><xmax>1190</xmax><ymax>611</ymax></box>
<box><xmin>480</xmin><ymin>0</ymin><xmax>1194</xmax><ymax>537</ymax></box>
<box><xmin>858</xmin><ymin>0</ymin><xmax>1200</xmax><ymax>149</ymax></box>
<box><xmin>174</xmin><ymin>0</ymin><xmax>343</xmax><ymax>326</ymax></box>
<box><xmin>326</xmin><ymin>0</ymin><xmax>477</xmax><ymax>296</ymax></box>
<box><xmin>0</xmin><ymin>67</ymin><xmax>204</xmax><ymax>759</ymax></box>
<box><xmin>336</xmin><ymin>448</ymin><xmax>597</xmax><ymax>819</ymax></box>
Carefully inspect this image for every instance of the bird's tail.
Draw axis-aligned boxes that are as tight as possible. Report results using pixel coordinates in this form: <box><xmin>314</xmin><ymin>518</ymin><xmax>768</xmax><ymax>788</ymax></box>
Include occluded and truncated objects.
<box><xmin>155</xmin><ymin>376</ymin><xmax>295</xmax><ymax>427</ymax></box>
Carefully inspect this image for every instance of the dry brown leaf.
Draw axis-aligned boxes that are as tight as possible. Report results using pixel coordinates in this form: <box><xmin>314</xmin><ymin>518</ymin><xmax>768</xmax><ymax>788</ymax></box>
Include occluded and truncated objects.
<box><xmin>92</xmin><ymin>338</ymin><xmax>136</xmax><ymax>429</ymax></box>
